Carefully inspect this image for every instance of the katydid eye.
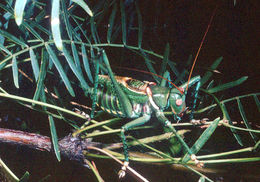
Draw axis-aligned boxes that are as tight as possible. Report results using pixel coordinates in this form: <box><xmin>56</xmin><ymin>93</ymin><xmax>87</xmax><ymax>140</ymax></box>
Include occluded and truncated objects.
<box><xmin>176</xmin><ymin>99</ymin><xmax>182</xmax><ymax>106</ymax></box>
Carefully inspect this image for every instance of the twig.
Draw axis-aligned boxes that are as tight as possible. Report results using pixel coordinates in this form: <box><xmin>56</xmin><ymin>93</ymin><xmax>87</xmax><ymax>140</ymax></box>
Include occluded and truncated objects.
<box><xmin>0</xmin><ymin>128</ymin><xmax>101</xmax><ymax>165</ymax></box>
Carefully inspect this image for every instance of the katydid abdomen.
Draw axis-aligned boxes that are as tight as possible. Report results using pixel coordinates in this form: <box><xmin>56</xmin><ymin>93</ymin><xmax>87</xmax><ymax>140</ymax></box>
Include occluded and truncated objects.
<box><xmin>88</xmin><ymin>75</ymin><xmax>153</xmax><ymax>118</ymax></box>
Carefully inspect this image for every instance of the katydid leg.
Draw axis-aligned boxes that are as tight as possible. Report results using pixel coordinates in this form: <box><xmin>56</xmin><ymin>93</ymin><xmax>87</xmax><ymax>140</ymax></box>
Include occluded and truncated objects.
<box><xmin>119</xmin><ymin>114</ymin><xmax>151</xmax><ymax>178</ymax></box>
<box><xmin>155</xmin><ymin>110</ymin><xmax>200</xmax><ymax>164</ymax></box>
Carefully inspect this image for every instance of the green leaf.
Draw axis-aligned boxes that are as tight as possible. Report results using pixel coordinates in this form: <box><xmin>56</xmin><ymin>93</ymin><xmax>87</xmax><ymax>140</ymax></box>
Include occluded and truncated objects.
<box><xmin>19</xmin><ymin>171</ymin><xmax>30</xmax><ymax>182</ymax></box>
<box><xmin>159</xmin><ymin>43</ymin><xmax>170</xmax><ymax>77</ymax></box>
<box><xmin>222</xmin><ymin>104</ymin><xmax>243</xmax><ymax>146</ymax></box>
<box><xmin>22</xmin><ymin>21</ymin><xmax>43</xmax><ymax>41</ymax></box>
<box><xmin>107</xmin><ymin>2</ymin><xmax>117</xmax><ymax>43</ymax></box>
<box><xmin>33</xmin><ymin>49</ymin><xmax>47</xmax><ymax>102</ymax></box>
<box><xmin>120</xmin><ymin>0</ymin><xmax>126</xmax><ymax>45</ymax></box>
<box><xmin>175</xmin><ymin>55</ymin><xmax>193</xmax><ymax>84</ymax></box>
<box><xmin>0</xmin><ymin>43</ymin><xmax>11</xmax><ymax>55</ymax></box>
<box><xmin>12</xmin><ymin>56</ymin><xmax>19</xmax><ymax>88</ymax></box>
<box><xmin>14</xmin><ymin>0</ymin><xmax>28</xmax><ymax>25</ymax></box>
<box><xmin>48</xmin><ymin>115</ymin><xmax>61</xmax><ymax>162</ymax></box>
<box><xmin>199</xmin><ymin>176</ymin><xmax>205</xmax><ymax>182</ymax></box>
<box><xmin>71</xmin><ymin>0</ymin><xmax>93</xmax><ymax>17</ymax></box>
<box><xmin>0</xmin><ymin>29</ymin><xmax>27</xmax><ymax>47</ymax></box>
<box><xmin>253</xmin><ymin>94</ymin><xmax>260</xmax><ymax>112</ymax></box>
<box><xmin>27</xmin><ymin>19</ymin><xmax>51</xmax><ymax>36</ymax></box>
<box><xmin>237</xmin><ymin>98</ymin><xmax>258</xmax><ymax>143</ymax></box>
<box><xmin>81</xmin><ymin>44</ymin><xmax>93</xmax><ymax>83</ymax></box>
<box><xmin>62</xmin><ymin>46</ymin><xmax>89</xmax><ymax>90</ymax></box>
<box><xmin>29</xmin><ymin>48</ymin><xmax>40</xmax><ymax>81</ymax></box>
<box><xmin>168</xmin><ymin>60</ymin><xmax>181</xmax><ymax>80</ymax></box>
<box><xmin>182</xmin><ymin>118</ymin><xmax>220</xmax><ymax>163</ymax></box>
<box><xmin>140</xmin><ymin>49</ymin><xmax>159</xmax><ymax>83</ymax></box>
<box><xmin>90</xmin><ymin>16</ymin><xmax>98</xmax><ymax>44</ymax></box>
<box><xmin>208</xmin><ymin>76</ymin><xmax>248</xmax><ymax>94</ymax></box>
<box><xmin>201</xmin><ymin>56</ymin><xmax>223</xmax><ymax>86</ymax></box>
<box><xmin>61</xmin><ymin>0</ymin><xmax>72</xmax><ymax>40</ymax></box>
<box><xmin>45</xmin><ymin>44</ymin><xmax>75</xmax><ymax>96</ymax></box>
<box><xmin>71</xmin><ymin>42</ymin><xmax>82</xmax><ymax>75</ymax></box>
<box><xmin>51</xmin><ymin>0</ymin><xmax>63</xmax><ymax>51</ymax></box>
<box><xmin>135</xmin><ymin>0</ymin><xmax>142</xmax><ymax>48</ymax></box>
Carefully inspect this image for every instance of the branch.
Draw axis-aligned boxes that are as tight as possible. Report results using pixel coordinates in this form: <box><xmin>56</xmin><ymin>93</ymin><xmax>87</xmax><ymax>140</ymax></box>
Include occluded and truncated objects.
<box><xmin>0</xmin><ymin>128</ymin><xmax>102</xmax><ymax>165</ymax></box>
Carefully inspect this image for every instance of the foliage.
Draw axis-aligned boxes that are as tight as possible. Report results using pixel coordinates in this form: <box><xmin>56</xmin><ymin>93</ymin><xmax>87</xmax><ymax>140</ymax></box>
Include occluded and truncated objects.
<box><xmin>0</xmin><ymin>0</ymin><xmax>259</xmax><ymax>181</ymax></box>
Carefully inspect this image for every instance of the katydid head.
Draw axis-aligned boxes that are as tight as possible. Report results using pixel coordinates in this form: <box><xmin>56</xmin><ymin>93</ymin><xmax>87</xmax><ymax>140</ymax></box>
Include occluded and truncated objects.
<box><xmin>169</xmin><ymin>88</ymin><xmax>186</xmax><ymax>117</ymax></box>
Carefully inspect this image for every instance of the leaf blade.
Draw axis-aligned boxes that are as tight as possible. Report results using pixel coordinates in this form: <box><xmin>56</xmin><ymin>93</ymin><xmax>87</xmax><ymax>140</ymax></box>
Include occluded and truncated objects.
<box><xmin>45</xmin><ymin>44</ymin><xmax>75</xmax><ymax>96</ymax></box>
<box><xmin>107</xmin><ymin>2</ymin><xmax>117</xmax><ymax>44</ymax></box>
<box><xmin>48</xmin><ymin>115</ymin><xmax>61</xmax><ymax>161</ymax></box>
<box><xmin>12</xmin><ymin>56</ymin><xmax>19</xmax><ymax>88</ymax></box>
<box><xmin>14</xmin><ymin>0</ymin><xmax>28</xmax><ymax>25</ymax></box>
<box><xmin>71</xmin><ymin>0</ymin><xmax>93</xmax><ymax>17</ymax></box>
<box><xmin>29</xmin><ymin>48</ymin><xmax>40</xmax><ymax>81</ymax></box>
<box><xmin>51</xmin><ymin>0</ymin><xmax>63</xmax><ymax>51</ymax></box>
<box><xmin>182</xmin><ymin>118</ymin><xmax>220</xmax><ymax>163</ymax></box>
<box><xmin>208</xmin><ymin>76</ymin><xmax>248</xmax><ymax>94</ymax></box>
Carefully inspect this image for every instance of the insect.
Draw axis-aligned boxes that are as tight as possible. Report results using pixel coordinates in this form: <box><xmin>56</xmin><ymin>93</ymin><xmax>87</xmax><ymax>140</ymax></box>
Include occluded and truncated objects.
<box><xmin>87</xmin><ymin>50</ymin><xmax>202</xmax><ymax>178</ymax></box>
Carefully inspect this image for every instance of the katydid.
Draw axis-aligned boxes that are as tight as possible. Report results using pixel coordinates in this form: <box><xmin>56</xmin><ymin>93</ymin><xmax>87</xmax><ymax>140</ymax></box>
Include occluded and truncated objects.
<box><xmin>87</xmin><ymin>50</ymin><xmax>202</xmax><ymax>178</ymax></box>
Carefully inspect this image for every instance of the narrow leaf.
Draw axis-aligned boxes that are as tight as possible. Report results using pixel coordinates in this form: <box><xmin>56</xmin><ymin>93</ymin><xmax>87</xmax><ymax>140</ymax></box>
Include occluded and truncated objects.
<box><xmin>253</xmin><ymin>94</ymin><xmax>260</xmax><ymax>112</ymax></box>
<box><xmin>208</xmin><ymin>76</ymin><xmax>248</xmax><ymax>94</ymax></box>
<box><xmin>120</xmin><ymin>0</ymin><xmax>126</xmax><ymax>45</ymax></box>
<box><xmin>71</xmin><ymin>42</ymin><xmax>82</xmax><ymax>75</ymax></box>
<box><xmin>22</xmin><ymin>21</ymin><xmax>43</xmax><ymax>41</ymax></box>
<box><xmin>61</xmin><ymin>0</ymin><xmax>72</xmax><ymax>40</ymax></box>
<box><xmin>0</xmin><ymin>29</ymin><xmax>27</xmax><ymax>47</ymax></box>
<box><xmin>107</xmin><ymin>2</ymin><xmax>117</xmax><ymax>43</ymax></box>
<box><xmin>19</xmin><ymin>171</ymin><xmax>30</xmax><ymax>182</ymax></box>
<box><xmin>168</xmin><ymin>60</ymin><xmax>181</xmax><ymax>81</ymax></box>
<box><xmin>0</xmin><ymin>44</ymin><xmax>11</xmax><ymax>55</ymax></box>
<box><xmin>182</xmin><ymin>118</ymin><xmax>220</xmax><ymax>163</ymax></box>
<box><xmin>135</xmin><ymin>0</ymin><xmax>142</xmax><ymax>48</ymax></box>
<box><xmin>33</xmin><ymin>49</ymin><xmax>47</xmax><ymax>102</ymax></box>
<box><xmin>62</xmin><ymin>46</ymin><xmax>89</xmax><ymax>90</ymax></box>
<box><xmin>14</xmin><ymin>0</ymin><xmax>28</xmax><ymax>25</ymax></box>
<box><xmin>160</xmin><ymin>71</ymin><xmax>170</xmax><ymax>87</ymax></box>
<box><xmin>81</xmin><ymin>44</ymin><xmax>93</xmax><ymax>83</ymax></box>
<box><xmin>48</xmin><ymin>115</ymin><xmax>61</xmax><ymax>161</ymax></box>
<box><xmin>237</xmin><ymin>98</ymin><xmax>258</xmax><ymax>143</ymax></box>
<box><xmin>140</xmin><ymin>49</ymin><xmax>159</xmax><ymax>83</ymax></box>
<box><xmin>201</xmin><ymin>56</ymin><xmax>223</xmax><ymax>86</ymax></box>
<box><xmin>45</xmin><ymin>44</ymin><xmax>75</xmax><ymax>96</ymax></box>
<box><xmin>175</xmin><ymin>55</ymin><xmax>193</xmax><ymax>85</ymax></box>
<box><xmin>90</xmin><ymin>17</ymin><xmax>98</xmax><ymax>44</ymax></box>
<box><xmin>51</xmin><ymin>0</ymin><xmax>63</xmax><ymax>51</ymax></box>
<box><xmin>27</xmin><ymin>19</ymin><xmax>51</xmax><ymax>36</ymax></box>
<box><xmin>12</xmin><ymin>56</ymin><xmax>19</xmax><ymax>88</ymax></box>
<box><xmin>71</xmin><ymin>0</ymin><xmax>93</xmax><ymax>17</ymax></box>
<box><xmin>159</xmin><ymin>43</ymin><xmax>170</xmax><ymax>77</ymax></box>
<box><xmin>199</xmin><ymin>177</ymin><xmax>205</xmax><ymax>182</ymax></box>
<box><xmin>222</xmin><ymin>104</ymin><xmax>243</xmax><ymax>146</ymax></box>
<box><xmin>29</xmin><ymin>48</ymin><xmax>40</xmax><ymax>81</ymax></box>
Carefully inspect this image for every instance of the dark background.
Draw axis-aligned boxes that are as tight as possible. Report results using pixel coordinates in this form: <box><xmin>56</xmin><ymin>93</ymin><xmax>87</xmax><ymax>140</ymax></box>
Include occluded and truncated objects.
<box><xmin>0</xmin><ymin>0</ymin><xmax>259</xmax><ymax>182</ymax></box>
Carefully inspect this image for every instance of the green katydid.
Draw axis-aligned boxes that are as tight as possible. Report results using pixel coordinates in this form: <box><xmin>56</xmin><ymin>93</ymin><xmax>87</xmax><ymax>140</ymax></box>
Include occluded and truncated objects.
<box><xmin>85</xmin><ymin>5</ymin><xmax>216</xmax><ymax>178</ymax></box>
<box><xmin>86</xmin><ymin>50</ymin><xmax>202</xmax><ymax>178</ymax></box>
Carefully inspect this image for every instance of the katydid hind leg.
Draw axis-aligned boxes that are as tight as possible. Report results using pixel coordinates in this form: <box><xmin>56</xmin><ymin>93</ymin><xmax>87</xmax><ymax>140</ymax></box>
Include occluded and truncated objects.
<box><xmin>90</xmin><ymin>55</ymin><xmax>100</xmax><ymax>118</ymax></box>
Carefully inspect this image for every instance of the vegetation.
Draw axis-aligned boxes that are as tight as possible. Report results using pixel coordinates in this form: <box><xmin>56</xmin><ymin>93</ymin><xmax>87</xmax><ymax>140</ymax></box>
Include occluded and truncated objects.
<box><xmin>0</xmin><ymin>0</ymin><xmax>259</xmax><ymax>181</ymax></box>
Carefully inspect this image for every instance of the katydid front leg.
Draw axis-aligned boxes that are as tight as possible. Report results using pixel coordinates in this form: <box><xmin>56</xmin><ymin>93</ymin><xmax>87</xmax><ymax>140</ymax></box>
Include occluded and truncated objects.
<box><xmin>119</xmin><ymin>114</ymin><xmax>151</xmax><ymax>178</ymax></box>
<box><xmin>155</xmin><ymin>110</ymin><xmax>201</xmax><ymax>166</ymax></box>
